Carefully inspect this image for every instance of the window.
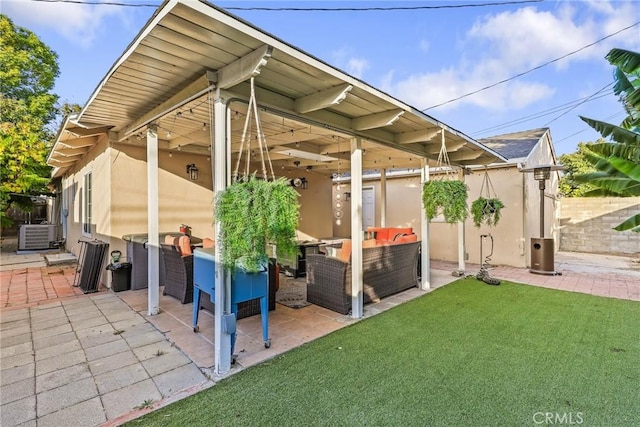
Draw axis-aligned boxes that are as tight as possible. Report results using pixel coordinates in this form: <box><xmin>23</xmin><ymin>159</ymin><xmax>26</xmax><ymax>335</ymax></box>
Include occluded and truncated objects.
<box><xmin>83</xmin><ymin>172</ymin><xmax>92</xmax><ymax>235</ymax></box>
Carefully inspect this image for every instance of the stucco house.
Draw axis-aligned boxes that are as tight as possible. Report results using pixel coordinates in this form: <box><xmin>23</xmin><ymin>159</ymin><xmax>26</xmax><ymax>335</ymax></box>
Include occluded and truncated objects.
<box><xmin>331</xmin><ymin>128</ymin><xmax>561</xmax><ymax>270</ymax></box>
<box><xmin>47</xmin><ymin>0</ymin><xmax>511</xmax><ymax>373</ymax></box>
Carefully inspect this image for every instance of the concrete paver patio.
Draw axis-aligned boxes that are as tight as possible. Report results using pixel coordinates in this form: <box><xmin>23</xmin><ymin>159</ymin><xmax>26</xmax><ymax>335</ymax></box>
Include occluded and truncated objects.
<box><xmin>1</xmin><ymin>236</ymin><xmax>638</xmax><ymax>426</ymax></box>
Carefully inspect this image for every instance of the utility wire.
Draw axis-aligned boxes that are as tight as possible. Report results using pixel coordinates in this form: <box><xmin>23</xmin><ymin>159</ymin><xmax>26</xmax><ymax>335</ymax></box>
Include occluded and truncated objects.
<box><xmin>225</xmin><ymin>0</ymin><xmax>543</xmax><ymax>11</ymax></box>
<box><xmin>30</xmin><ymin>0</ymin><xmax>542</xmax><ymax>10</ymax></box>
<box><xmin>555</xmin><ymin>111</ymin><xmax>624</xmax><ymax>145</ymax></box>
<box><xmin>422</xmin><ymin>21</ymin><xmax>640</xmax><ymax>111</ymax></box>
<box><xmin>542</xmin><ymin>82</ymin><xmax>613</xmax><ymax>126</ymax></box>
<box><xmin>472</xmin><ymin>90</ymin><xmax>614</xmax><ymax>136</ymax></box>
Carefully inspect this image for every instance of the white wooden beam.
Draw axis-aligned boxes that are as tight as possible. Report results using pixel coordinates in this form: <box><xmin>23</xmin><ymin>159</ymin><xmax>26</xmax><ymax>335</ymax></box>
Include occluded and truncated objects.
<box><xmin>352</xmin><ymin>109</ymin><xmax>404</xmax><ymax>131</ymax></box>
<box><xmin>396</xmin><ymin>128</ymin><xmax>441</xmax><ymax>144</ymax></box>
<box><xmin>147</xmin><ymin>124</ymin><xmax>160</xmax><ymax>316</ymax></box>
<box><xmin>448</xmin><ymin>150</ymin><xmax>484</xmax><ymax>161</ymax></box>
<box><xmin>59</xmin><ymin>135</ymin><xmax>99</xmax><ymax>149</ymax></box>
<box><xmin>294</xmin><ymin>83</ymin><xmax>353</xmax><ymax>114</ymax></box>
<box><xmin>420</xmin><ymin>159</ymin><xmax>430</xmax><ymax>290</ymax></box>
<box><xmin>66</xmin><ymin>126</ymin><xmax>110</xmax><ymax>138</ymax></box>
<box><xmin>216</xmin><ymin>45</ymin><xmax>273</xmax><ymax>90</ymax></box>
<box><xmin>213</xmin><ymin>92</ymin><xmax>232</xmax><ymax>375</ymax></box>
<box><xmin>120</xmin><ymin>73</ymin><xmax>214</xmax><ymax>140</ymax></box>
<box><xmin>350</xmin><ymin>137</ymin><xmax>364</xmax><ymax>319</ymax></box>
<box><xmin>380</xmin><ymin>169</ymin><xmax>387</xmax><ymax>227</ymax></box>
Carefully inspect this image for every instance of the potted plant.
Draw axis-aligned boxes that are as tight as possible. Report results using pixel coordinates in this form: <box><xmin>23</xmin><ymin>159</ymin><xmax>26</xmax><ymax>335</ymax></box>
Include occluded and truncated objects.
<box><xmin>422</xmin><ymin>180</ymin><xmax>468</xmax><ymax>223</ymax></box>
<box><xmin>215</xmin><ymin>175</ymin><xmax>299</xmax><ymax>273</ymax></box>
<box><xmin>470</xmin><ymin>197</ymin><xmax>505</xmax><ymax>228</ymax></box>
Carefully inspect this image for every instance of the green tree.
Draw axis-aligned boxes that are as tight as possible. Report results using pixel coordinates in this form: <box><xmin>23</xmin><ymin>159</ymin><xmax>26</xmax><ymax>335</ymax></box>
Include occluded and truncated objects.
<box><xmin>558</xmin><ymin>142</ymin><xmax>599</xmax><ymax>197</ymax></box>
<box><xmin>575</xmin><ymin>48</ymin><xmax>640</xmax><ymax>232</ymax></box>
<box><xmin>0</xmin><ymin>14</ymin><xmax>59</xmax><ymax>226</ymax></box>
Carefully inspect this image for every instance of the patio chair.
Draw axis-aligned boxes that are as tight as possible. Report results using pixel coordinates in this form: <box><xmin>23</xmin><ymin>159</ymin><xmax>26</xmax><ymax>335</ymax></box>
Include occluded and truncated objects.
<box><xmin>160</xmin><ymin>243</ymin><xmax>194</xmax><ymax>304</ymax></box>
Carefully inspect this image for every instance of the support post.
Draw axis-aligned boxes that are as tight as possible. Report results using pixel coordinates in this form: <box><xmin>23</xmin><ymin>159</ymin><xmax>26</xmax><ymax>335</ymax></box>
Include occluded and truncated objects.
<box><xmin>380</xmin><ymin>168</ymin><xmax>387</xmax><ymax>227</ymax></box>
<box><xmin>420</xmin><ymin>159</ymin><xmax>430</xmax><ymax>290</ymax></box>
<box><xmin>350</xmin><ymin>137</ymin><xmax>363</xmax><ymax>319</ymax></box>
<box><xmin>146</xmin><ymin>124</ymin><xmax>160</xmax><ymax>315</ymax></box>
<box><xmin>213</xmin><ymin>91</ymin><xmax>232</xmax><ymax>374</ymax></box>
<box><xmin>457</xmin><ymin>168</ymin><xmax>466</xmax><ymax>273</ymax></box>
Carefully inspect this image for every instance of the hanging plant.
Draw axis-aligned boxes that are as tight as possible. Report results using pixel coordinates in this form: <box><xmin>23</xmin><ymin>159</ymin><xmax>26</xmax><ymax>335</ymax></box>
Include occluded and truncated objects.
<box><xmin>471</xmin><ymin>167</ymin><xmax>505</xmax><ymax>228</ymax></box>
<box><xmin>215</xmin><ymin>176</ymin><xmax>299</xmax><ymax>273</ymax></box>
<box><xmin>422</xmin><ymin>180</ymin><xmax>468</xmax><ymax>223</ymax></box>
<box><xmin>471</xmin><ymin>197</ymin><xmax>505</xmax><ymax>228</ymax></box>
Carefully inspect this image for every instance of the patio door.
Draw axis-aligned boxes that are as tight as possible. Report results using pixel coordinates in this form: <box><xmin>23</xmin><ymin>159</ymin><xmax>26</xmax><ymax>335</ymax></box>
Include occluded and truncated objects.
<box><xmin>362</xmin><ymin>187</ymin><xmax>375</xmax><ymax>231</ymax></box>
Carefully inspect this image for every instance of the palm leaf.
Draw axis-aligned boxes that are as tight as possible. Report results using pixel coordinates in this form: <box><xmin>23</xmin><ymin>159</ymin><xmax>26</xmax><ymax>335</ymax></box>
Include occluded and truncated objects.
<box><xmin>613</xmin><ymin>213</ymin><xmax>640</xmax><ymax>233</ymax></box>
<box><xmin>608</xmin><ymin>156</ymin><xmax>640</xmax><ymax>181</ymax></box>
<box><xmin>606</xmin><ymin>48</ymin><xmax>640</xmax><ymax>73</ymax></box>
<box><xmin>580</xmin><ymin>116</ymin><xmax>640</xmax><ymax>145</ymax></box>
<box><xmin>575</xmin><ymin>175</ymin><xmax>640</xmax><ymax>196</ymax></box>
<box><xmin>588</xmin><ymin>142</ymin><xmax>640</xmax><ymax>162</ymax></box>
<box><xmin>612</xmin><ymin>67</ymin><xmax>634</xmax><ymax>97</ymax></box>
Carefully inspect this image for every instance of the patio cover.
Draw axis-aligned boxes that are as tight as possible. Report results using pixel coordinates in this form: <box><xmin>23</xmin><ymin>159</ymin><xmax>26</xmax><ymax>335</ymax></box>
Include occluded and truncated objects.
<box><xmin>47</xmin><ymin>0</ymin><xmax>506</xmax><ymax>374</ymax></box>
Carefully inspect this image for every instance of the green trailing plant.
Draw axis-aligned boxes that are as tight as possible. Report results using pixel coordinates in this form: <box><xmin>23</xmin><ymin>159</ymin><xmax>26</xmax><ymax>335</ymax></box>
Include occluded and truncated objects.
<box><xmin>215</xmin><ymin>175</ymin><xmax>299</xmax><ymax>273</ymax></box>
<box><xmin>422</xmin><ymin>180</ymin><xmax>468</xmax><ymax>223</ymax></box>
<box><xmin>471</xmin><ymin>197</ymin><xmax>505</xmax><ymax>228</ymax></box>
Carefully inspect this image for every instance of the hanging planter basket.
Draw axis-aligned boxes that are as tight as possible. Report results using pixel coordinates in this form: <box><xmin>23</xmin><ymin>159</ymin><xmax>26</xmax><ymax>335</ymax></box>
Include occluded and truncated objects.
<box><xmin>422</xmin><ymin>180</ymin><xmax>468</xmax><ymax>223</ymax></box>
<box><xmin>470</xmin><ymin>168</ymin><xmax>505</xmax><ymax>228</ymax></box>
<box><xmin>421</xmin><ymin>130</ymin><xmax>468</xmax><ymax>223</ymax></box>
<box><xmin>471</xmin><ymin>197</ymin><xmax>505</xmax><ymax>228</ymax></box>
<box><xmin>214</xmin><ymin>78</ymin><xmax>300</xmax><ymax>273</ymax></box>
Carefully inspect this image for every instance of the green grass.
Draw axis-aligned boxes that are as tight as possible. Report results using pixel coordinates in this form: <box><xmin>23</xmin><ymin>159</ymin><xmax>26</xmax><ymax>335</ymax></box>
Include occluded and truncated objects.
<box><xmin>129</xmin><ymin>278</ymin><xmax>640</xmax><ymax>426</ymax></box>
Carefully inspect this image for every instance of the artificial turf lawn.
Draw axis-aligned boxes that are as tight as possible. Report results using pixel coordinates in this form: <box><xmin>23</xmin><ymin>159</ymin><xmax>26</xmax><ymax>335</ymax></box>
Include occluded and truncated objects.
<box><xmin>129</xmin><ymin>278</ymin><xmax>639</xmax><ymax>426</ymax></box>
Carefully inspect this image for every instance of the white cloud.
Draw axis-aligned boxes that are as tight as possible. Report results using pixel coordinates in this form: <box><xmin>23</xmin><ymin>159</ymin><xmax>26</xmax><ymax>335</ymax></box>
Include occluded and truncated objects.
<box><xmin>384</xmin><ymin>1</ymin><xmax>638</xmax><ymax>112</ymax></box>
<box><xmin>346</xmin><ymin>58</ymin><xmax>369</xmax><ymax>79</ymax></box>
<box><xmin>419</xmin><ymin>39</ymin><xmax>430</xmax><ymax>54</ymax></box>
<box><xmin>330</xmin><ymin>47</ymin><xmax>369</xmax><ymax>79</ymax></box>
<box><xmin>2</xmin><ymin>0</ymin><xmax>128</xmax><ymax>48</ymax></box>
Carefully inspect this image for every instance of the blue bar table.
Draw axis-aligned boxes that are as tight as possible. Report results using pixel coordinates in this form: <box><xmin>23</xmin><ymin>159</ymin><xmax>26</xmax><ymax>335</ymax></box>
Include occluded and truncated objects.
<box><xmin>193</xmin><ymin>248</ymin><xmax>271</xmax><ymax>352</ymax></box>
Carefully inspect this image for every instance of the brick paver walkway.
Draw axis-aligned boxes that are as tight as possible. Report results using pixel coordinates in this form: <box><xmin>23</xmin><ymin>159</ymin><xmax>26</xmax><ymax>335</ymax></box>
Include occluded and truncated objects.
<box><xmin>1</xmin><ymin>266</ymin><xmax>84</xmax><ymax>308</ymax></box>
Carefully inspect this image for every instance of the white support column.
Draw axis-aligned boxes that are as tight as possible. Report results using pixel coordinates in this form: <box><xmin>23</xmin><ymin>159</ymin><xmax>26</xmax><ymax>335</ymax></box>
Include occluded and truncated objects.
<box><xmin>420</xmin><ymin>159</ymin><xmax>431</xmax><ymax>290</ymax></box>
<box><xmin>350</xmin><ymin>137</ymin><xmax>364</xmax><ymax>319</ymax></box>
<box><xmin>380</xmin><ymin>168</ymin><xmax>387</xmax><ymax>227</ymax></box>
<box><xmin>146</xmin><ymin>124</ymin><xmax>160</xmax><ymax>315</ymax></box>
<box><xmin>213</xmin><ymin>91</ymin><xmax>232</xmax><ymax>374</ymax></box>
<box><xmin>457</xmin><ymin>169</ymin><xmax>466</xmax><ymax>273</ymax></box>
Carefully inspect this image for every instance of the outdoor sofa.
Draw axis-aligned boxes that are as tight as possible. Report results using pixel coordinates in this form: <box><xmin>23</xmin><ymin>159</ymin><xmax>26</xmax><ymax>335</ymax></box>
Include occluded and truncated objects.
<box><xmin>306</xmin><ymin>239</ymin><xmax>421</xmax><ymax>314</ymax></box>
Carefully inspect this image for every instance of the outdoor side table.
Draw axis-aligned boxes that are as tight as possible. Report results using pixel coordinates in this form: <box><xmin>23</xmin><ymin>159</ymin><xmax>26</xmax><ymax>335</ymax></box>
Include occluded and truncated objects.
<box><xmin>193</xmin><ymin>248</ymin><xmax>271</xmax><ymax>353</ymax></box>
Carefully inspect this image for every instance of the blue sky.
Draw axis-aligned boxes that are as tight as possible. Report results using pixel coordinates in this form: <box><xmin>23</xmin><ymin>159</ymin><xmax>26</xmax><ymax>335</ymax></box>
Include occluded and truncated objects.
<box><xmin>3</xmin><ymin>0</ymin><xmax>640</xmax><ymax>156</ymax></box>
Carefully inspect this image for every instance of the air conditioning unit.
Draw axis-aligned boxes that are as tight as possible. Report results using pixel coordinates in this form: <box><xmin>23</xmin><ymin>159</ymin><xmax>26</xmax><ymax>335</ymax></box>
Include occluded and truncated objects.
<box><xmin>18</xmin><ymin>224</ymin><xmax>59</xmax><ymax>250</ymax></box>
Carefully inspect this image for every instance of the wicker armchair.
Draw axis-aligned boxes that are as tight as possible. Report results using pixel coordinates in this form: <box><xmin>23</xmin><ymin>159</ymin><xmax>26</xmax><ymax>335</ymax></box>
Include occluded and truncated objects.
<box><xmin>160</xmin><ymin>244</ymin><xmax>194</xmax><ymax>304</ymax></box>
<box><xmin>306</xmin><ymin>241</ymin><xmax>420</xmax><ymax>314</ymax></box>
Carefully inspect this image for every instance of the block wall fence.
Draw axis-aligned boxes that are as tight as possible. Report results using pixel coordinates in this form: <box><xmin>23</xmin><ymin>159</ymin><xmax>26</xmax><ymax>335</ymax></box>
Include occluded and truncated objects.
<box><xmin>559</xmin><ymin>197</ymin><xmax>640</xmax><ymax>255</ymax></box>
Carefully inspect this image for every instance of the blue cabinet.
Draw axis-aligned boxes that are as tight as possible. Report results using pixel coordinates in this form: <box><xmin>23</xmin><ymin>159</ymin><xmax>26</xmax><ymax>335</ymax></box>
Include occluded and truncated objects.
<box><xmin>193</xmin><ymin>249</ymin><xmax>271</xmax><ymax>351</ymax></box>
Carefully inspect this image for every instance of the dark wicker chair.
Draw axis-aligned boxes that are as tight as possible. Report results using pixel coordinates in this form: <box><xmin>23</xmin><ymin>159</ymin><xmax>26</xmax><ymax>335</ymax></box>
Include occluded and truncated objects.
<box><xmin>306</xmin><ymin>241</ymin><xmax>420</xmax><ymax>314</ymax></box>
<box><xmin>160</xmin><ymin>244</ymin><xmax>194</xmax><ymax>304</ymax></box>
<box><xmin>198</xmin><ymin>260</ymin><xmax>278</xmax><ymax>319</ymax></box>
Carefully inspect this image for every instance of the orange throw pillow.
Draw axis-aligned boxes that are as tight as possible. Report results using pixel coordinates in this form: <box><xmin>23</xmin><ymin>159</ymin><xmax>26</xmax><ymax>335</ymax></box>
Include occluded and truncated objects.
<box><xmin>337</xmin><ymin>240</ymin><xmax>352</xmax><ymax>262</ymax></box>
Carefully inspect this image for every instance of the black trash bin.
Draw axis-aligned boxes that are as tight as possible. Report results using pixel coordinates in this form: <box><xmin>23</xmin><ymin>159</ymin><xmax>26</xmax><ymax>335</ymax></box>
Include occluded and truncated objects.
<box><xmin>107</xmin><ymin>262</ymin><xmax>132</xmax><ymax>292</ymax></box>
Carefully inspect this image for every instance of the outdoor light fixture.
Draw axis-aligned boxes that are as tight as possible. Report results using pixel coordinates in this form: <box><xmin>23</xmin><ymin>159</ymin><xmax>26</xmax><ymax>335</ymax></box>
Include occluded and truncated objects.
<box><xmin>186</xmin><ymin>163</ymin><xmax>199</xmax><ymax>181</ymax></box>
<box><xmin>344</xmin><ymin>192</ymin><xmax>351</xmax><ymax>201</ymax></box>
<box><xmin>291</xmin><ymin>177</ymin><xmax>308</xmax><ymax>189</ymax></box>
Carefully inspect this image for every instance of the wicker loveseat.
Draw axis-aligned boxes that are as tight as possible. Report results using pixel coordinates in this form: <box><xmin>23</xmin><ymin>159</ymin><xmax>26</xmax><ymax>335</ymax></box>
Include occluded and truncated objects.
<box><xmin>306</xmin><ymin>240</ymin><xmax>421</xmax><ymax>314</ymax></box>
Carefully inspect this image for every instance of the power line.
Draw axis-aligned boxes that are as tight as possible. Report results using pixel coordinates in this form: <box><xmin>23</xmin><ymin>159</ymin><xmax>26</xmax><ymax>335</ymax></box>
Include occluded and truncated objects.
<box><xmin>542</xmin><ymin>82</ymin><xmax>613</xmax><ymax>127</ymax></box>
<box><xmin>225</xmin><ymin>0</ymin><xmax>543</xmax><ymax>11</ymax></box>
<box><xmin>422</xmin><ymin>21</ymin><xmax>640</xmax><ymax>111</ymax></box>
<box><xmin>472</xmin><ymin>89</ymin><xmax>614</xmax><ymax>136</ymax></box>
<box><xmin>554</xmin><ymin>111</ymin><xmax>624</xmax><ymax>145</ymax></box>
<box><xmin>30</xmin><ymin>0</ymin><xmax>542</xmax><ymax>10</ymax></box>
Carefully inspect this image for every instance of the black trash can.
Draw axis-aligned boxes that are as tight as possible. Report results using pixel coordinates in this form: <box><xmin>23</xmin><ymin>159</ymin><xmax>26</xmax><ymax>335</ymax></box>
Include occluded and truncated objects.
<box><xmin>107</xmin><ymin>262</ymin><xmax>132</xmax><ymax>292</ymax></box>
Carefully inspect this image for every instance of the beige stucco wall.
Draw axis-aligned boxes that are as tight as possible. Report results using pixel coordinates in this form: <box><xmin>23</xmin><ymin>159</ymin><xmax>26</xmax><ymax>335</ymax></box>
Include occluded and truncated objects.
<box><xmin>332</xmin><ymin>167</ymin><xmax>528</xmax><ymax>267</ymax></box>
<box><xmin>62</xmin><ymin>140</ymin><xmax>334</xmax><ymax>288</ymax></box>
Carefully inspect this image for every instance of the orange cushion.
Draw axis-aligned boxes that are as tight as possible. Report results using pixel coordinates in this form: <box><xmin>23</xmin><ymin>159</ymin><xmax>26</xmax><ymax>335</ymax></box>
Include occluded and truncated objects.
<box><xmin>202</xmin><ymin>237</ymin><xmax>215</xmax><ymax>249</ymax></box>
<box><xmin>337</xmin><ymin>240</ymin><xmax>352</xmax><ymax>262</ymax></box>
<box><xmin>395</xmin><ymin>234</ymin><xmax>418</xmax><ymax>243</ymax></box>
<box><xmin>178</xmin><ymin>235</ymin><xmax>192</xmax><ymax>255</ymax></box>
<box><xmin>164</xmin><ymin>235</ymin><xmax>179</xmax><ymax>245</ymax></box>
<box><xmin>362</xmin><ymin>238</ymin><xmax>377</xmax><ymax>248</ymax></box>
